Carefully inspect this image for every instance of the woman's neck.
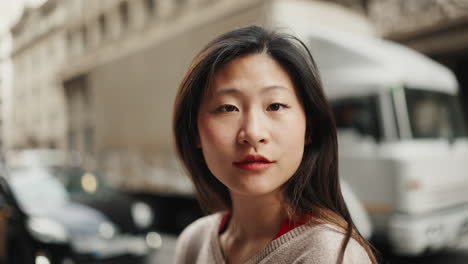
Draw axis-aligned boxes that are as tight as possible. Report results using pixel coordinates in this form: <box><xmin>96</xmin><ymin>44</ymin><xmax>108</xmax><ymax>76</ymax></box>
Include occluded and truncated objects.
<box><xmin>226</xmin><ymin>190</ymin><xmax>287</xmax><ymax>241</ymax></box>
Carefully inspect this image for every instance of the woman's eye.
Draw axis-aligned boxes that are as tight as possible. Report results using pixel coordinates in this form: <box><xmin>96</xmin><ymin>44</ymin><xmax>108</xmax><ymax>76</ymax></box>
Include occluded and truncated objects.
<box><xmin>217</xmin><ymin>105</ymin><xmax>238</xmax><ymax>112</ymax></box>
<box><xmin>267</xmin><ymin>103</ymin><xmax>288</xmax><ymax>111</ymax></box>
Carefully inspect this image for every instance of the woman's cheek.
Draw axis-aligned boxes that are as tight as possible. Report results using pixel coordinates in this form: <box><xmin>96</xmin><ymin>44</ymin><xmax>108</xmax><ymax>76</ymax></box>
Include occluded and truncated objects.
<box><xmin>200</xmin><ymin>120</ymin><xmax>234</xmax><ymax>150</ymax></box>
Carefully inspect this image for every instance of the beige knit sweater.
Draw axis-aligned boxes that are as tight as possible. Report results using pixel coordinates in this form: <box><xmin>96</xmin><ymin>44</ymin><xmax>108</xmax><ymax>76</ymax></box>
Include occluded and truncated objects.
<box><xmin>174</xmin><ymin>212</ymin><xmax>372</xmax><ymax>264</ymax></box>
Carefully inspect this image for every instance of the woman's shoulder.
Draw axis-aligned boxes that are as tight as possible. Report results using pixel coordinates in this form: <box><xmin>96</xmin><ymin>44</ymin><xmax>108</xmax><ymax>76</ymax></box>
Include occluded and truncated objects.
<box><xmin>174</xmin><ymin>212</ymin><xmax>223</xmax><ymax>263</ymax></box>
<box><xmin>305</xmin><ymin>224</ymin><xmax>356</xmax><ymax>243</ymax></box>
<box><xmin>293</xmin><ymin>223</ymin><xmax>372</xmax><ymax>263</ymax></box>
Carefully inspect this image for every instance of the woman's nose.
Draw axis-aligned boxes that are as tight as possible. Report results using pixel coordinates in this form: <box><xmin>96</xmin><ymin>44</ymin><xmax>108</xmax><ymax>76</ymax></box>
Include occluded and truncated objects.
<box><xmin>237</xmin><ymin>112</ymin><xmax>269</xmax><ymax>147</ymax></box>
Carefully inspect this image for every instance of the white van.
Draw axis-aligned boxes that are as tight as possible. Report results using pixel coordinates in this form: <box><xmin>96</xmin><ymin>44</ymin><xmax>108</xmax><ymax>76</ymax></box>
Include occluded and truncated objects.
<box><xmin>305</xmin><ymin>28</ymin><xmax>468</xmax><ymax>255</ymax></box>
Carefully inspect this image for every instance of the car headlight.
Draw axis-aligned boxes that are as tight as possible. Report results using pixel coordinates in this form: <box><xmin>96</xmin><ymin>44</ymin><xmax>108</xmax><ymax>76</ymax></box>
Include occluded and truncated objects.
<box><xmin>27</xmin><ymin>217</ymin><xmax>68</xmax><ymax>243</ymax></box>
<box><xmin>98</xmin><ymin>221</ymin><xmax>117</xmax><ymax>239</ymax></box>
<box><xmin>131</xmin><ymin>202</ymin><xmax>153</xmax><ymax>229</ymax></box>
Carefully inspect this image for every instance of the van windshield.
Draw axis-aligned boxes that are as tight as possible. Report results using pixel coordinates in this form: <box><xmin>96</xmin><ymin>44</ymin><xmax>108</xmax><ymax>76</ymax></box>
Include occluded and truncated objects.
<box><xmin>405</xmin><ymin>88</ymin><xmax>468</xmax><ymax>139</ymax></box>
<box><xmin>331</xmin><ymin>95</ymin><xmax>382</xmax><ymax>141</ymax></box>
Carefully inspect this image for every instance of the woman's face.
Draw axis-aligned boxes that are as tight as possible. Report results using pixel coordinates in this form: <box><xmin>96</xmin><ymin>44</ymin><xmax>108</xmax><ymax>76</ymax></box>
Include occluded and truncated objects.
<box><xmin>197</xmin><ymin>53</ymin><xmax>307</xmax><ymax>198</ymax></box>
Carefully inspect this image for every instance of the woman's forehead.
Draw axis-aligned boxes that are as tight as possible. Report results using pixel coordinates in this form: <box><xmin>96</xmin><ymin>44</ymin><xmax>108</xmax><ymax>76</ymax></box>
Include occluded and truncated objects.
<box><xmin>207</xmin><ymin>53</ymin><xmax>296</xmax><ymax>96</ymax></box>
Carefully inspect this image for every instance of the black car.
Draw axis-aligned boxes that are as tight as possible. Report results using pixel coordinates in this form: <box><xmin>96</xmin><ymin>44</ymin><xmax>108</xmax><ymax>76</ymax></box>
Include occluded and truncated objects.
<box><xmin>1</xmin><ymin>166</ymin><xmax>161</xmax><ymax>264</ymax></box>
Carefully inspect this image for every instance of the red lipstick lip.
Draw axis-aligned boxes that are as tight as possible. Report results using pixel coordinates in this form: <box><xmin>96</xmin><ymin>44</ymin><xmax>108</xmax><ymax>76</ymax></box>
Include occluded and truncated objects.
<box><xmin>234</xmin><ymin>154</ymin><xmax>272</xmax><ymax>164</ymax></box>
<box><xmin>233</xmin><ymin>155</ymin><xmax>274</xmax><ymax>172</ymax></box>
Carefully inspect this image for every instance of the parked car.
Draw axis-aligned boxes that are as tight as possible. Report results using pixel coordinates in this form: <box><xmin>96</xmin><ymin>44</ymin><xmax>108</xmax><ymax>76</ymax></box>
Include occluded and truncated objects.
<box><xmin>2</xmin><ymin>165</ymin><xmax>162</xmax><ymax>264</ymax></box>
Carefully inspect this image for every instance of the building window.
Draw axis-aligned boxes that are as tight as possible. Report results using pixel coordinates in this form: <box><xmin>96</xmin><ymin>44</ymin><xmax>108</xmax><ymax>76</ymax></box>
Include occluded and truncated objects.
<box><xmin>146</xmin><ymin>0</ymin><xmax>155</xmax><ymax>16</ymax></box>
<box><xmin>99</xmin><ymin>14</ymin><xmax>107</xmax><ymax>39</ymax></box>
<box><xmin>119</xmin><ymin>1</ymin><xmax>129</xmax><ymax>29</ymax></box>
<box><xmin>64</xmin><ymin>75</ymin><xmax>91</xmax><ymax>154</ymax></box>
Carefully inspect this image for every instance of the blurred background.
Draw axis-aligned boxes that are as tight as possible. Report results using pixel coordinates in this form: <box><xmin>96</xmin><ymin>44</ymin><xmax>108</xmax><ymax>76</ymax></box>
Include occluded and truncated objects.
<box><xmin>0</xmin><ymin>0</ymin><xmax>468</xmax><ymax>263</ymax></box>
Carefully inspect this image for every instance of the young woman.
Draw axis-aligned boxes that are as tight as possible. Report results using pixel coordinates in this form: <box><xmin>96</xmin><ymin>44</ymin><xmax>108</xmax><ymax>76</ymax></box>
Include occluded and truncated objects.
<box><xmin>173</xmin><ymin>25</ymin><xmax>377</xmax><ymax>264</ymax></box>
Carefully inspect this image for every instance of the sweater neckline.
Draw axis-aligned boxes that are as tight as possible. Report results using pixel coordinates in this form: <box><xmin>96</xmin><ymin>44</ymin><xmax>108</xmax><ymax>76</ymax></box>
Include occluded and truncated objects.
<box><xmin>212</xmin><ymin>212</ymin><xmax>313</xmax><ymax>264</ymax></box>
<box><xmin>218</xmin><ymin>211</ymin><xmax>311</xmax><ymax>239</ymax></box>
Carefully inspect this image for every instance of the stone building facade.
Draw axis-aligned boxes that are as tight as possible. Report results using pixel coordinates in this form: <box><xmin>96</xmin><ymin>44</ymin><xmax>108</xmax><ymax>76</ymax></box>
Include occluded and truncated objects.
<box><xmin>7</xmin><ymin>0</ymin><xmax>68</xmax><ymax>150</ymax></box>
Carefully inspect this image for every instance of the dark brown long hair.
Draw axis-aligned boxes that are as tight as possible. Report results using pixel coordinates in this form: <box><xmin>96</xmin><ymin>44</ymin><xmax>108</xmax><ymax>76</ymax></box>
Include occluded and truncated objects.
<box><xmin>173</xmin><ymin>25</ymin><xmax>377</xmax><ymax>263</ymax></box>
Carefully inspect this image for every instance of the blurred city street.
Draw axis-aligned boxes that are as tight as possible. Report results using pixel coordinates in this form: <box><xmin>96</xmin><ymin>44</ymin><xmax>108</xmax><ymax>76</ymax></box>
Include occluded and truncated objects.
<box><xmin>1</xmin><ymin>0</ymin><xmax>468</xmax><ymax>263</ymax></box>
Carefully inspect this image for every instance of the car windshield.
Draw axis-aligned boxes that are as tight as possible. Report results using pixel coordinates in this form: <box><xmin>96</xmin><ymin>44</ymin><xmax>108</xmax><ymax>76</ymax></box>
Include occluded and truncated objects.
<box><xmin>50</xmin><ymin>167</ymin><xmax>114</xmax><ymax>198</ymax></box>
<box><xmin>9</xmin><ymin>166</ymin><xmax>114</xmax><ymax>213</ymax></box>
<box><xmin>405</xmin><ymin>88</ymin><xmax>468</xmax><ymax>139</ymax></box>
<box><xmin>9</xmin><ymin>167</ymin><xmax>70</xmax><ymax>213</ymax></box>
